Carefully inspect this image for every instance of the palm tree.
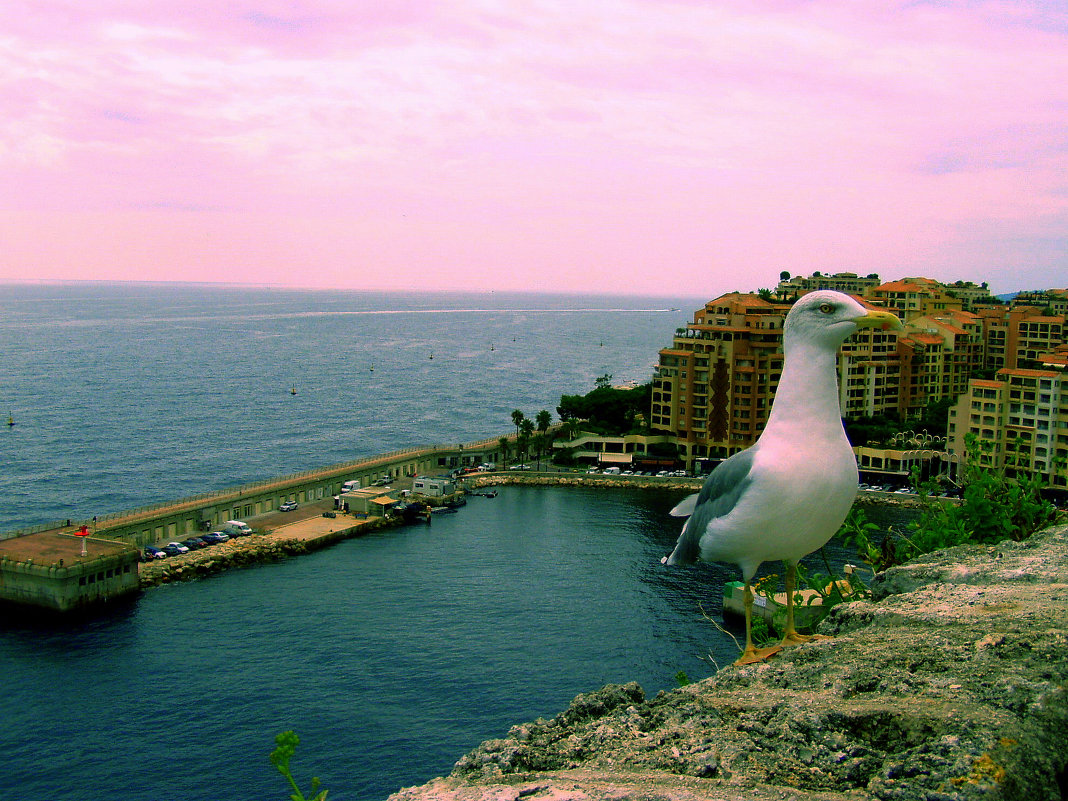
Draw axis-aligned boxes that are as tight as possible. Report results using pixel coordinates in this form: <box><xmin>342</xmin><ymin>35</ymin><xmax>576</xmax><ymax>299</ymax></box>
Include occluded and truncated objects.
<box><xmin>532</xmin><ymin>433</ymin><xmax>546</xmax><ymax>470</ymax></box>
<box><xmin>498</xmin><ymin>436</ymin><xmax>510</xmax><ymax>467</ymax></box>
<box><xmin>534</xmin><ymin>410</ymin><xmax>553</xmax><ymax>468</ymax></box>
<box><xmin>519</xmin><ymin>418</ymin><xmax>535</xmax><ymax>463</ymax></box>
<box><xmin>559</xmin><ymin>419</ymin><xmax>581</xmax><ymax>441</ymax></box>
<box><xmin>535</xmin><ymin>409</ymin><xmax>552</xmax><ymax>435</ymax></box>
<box><xmin>511</xmin><ymin>409</ymin><xmax>526</xmax><ymax>443</ymax></box>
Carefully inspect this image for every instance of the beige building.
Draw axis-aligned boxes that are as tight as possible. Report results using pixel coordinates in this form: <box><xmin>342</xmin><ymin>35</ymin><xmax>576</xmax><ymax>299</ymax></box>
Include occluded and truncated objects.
<box><xmin>775</xmin><ymin>271</ymin><xmax>881</xmax><ymax>298</ymax></box>
<box><xmin>652</xmin><ymin>293</ymin><xmax>788</xmax><ymax>462</ymax></box>
<box><xmin>866</xmin><ymin>278</ymin><xmax>964</xmax><ymax>319</ymax></box>
<box><xmin>975</xmin><ymin>306</ymin><xmax>1066</xmax><ymax>371</ymax></box>
<box><xmin>652</xmin><ymin>279</ymin><xmax>1067</xmax><ymax>483</ymax></box>
<box><xmin>948</xmin><ymin>368</ymin><xmax>1067</xmax><ymax>489</ymax></box>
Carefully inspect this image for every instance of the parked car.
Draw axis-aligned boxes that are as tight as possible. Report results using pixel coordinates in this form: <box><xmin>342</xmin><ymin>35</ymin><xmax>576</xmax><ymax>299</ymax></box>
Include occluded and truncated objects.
<box><xmin>182</xmin><ymin>537</ymin><xmax>207</xmax><ymax>550</ymax></box>
<box><xmin>162</xmin><ymin>542</ymin><xmax>187</xmax><ymax>556</ymax></box>
<box><xmin>201</xmin><ymin>531</ymin><xmax>229</xmax><ymax>544</ymax></box>
<box><xmin>279</xmin><ymin>501</ymin><xmax>298</xmax><ymax>512</ymax></box>
<box><xmin>142</xmin><ymin>546</ymin><xmax>166</xmax><ymax>561</ymax></box>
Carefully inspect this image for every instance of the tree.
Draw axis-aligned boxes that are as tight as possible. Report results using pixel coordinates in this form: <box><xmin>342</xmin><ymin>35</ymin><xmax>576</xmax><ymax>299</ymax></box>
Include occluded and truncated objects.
<box><xmin>558</xmin><ymin>381</ymin><xmax>652</xmax><ymax>436</ymax></box>
<box><xmin>511</xmin><ymin>409</ymin><xmax>525</xmax><ymax>442</ymax></box>
<box><xmin>779</xmin><ymin>270</ymin><xmax>791</xmax><ymax>281</ymax></box>
<box><xmin>535</xmin><ymin>409</ymin><xmax>552</xmax><ymax>435</ymax></box>
<box><xmin>595</xmin><ymin>373</ymin><xmax>613</xmax><ymax>390</ymax></box>
<box><xmin>531</xmin><ymin>433</ymin><xmax>547</xmax><ymax>470</ymax></box>
<box><xmin>561</xmin><ymin>419</ymin><xmax>582</xmax><ymax>440</ymax></box>
<box><xmin>518</xmin><ymin>418</ymin><xmax>535</xmax><ymax>462</ymax></box>
<box><xmin>498</xmin><ymin>436</ymin><xmax>510</xmax><ymax>466</ymax></box>
<box><xmin>757</xmin><ymin>288</ymin><xmax>773</xmax><ymax>301</ymax></box>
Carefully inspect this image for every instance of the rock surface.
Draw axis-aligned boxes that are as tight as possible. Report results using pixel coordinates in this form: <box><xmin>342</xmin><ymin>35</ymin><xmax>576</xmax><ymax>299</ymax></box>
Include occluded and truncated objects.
<box><xmin>388</xmin><ymin>526</ymin><xmax>1068</xmax><ymax>801</ymax></box>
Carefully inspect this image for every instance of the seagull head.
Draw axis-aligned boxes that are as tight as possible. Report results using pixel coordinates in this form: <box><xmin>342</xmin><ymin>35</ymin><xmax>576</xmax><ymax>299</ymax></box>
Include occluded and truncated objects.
<box><xmin>783</xmin><ymin>290</ymin><xmax>903</xmax><ymax>352</ymax></box>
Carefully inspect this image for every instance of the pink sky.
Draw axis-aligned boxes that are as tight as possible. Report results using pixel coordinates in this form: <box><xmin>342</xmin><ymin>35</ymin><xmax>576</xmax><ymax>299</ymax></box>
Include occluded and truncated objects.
<box><xmin>1</xmin><ymin>1</ymin><xmax>1065</xmax><ymax>297</ymax></box>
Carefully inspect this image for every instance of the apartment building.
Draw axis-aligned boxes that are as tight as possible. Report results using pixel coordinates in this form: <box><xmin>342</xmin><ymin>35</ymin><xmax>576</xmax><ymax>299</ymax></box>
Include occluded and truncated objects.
<box><xmin>837</xmin><ymin>325</ymin><xmax>903</xmax><ymax>418</ymax></box>
<box><xmin>775</xmin><ymin>271</ymin><xmax>881</xmax><ymax>297</ymax></box>
<box><xmin>948</xmin><ymin>368</ymin><xmax>1067</xmax><ymax>489</ymax></box>
<box><xmin>975</xmin><ymin>306</ymin><xmax>1067</xmax><ymax>371</ymax></box>
<box><xmin>1013</xmin><ymin>289</ymin><xmax>1068</xmax><ymax>316</ymax></box>
<box><xmin>651</xmin><ymin>293</ymin><xmax>787</xmax><ymax>461</ymax></box>
<box><xmin>653</xmin><ymin>279</ymin><xmax>1066</xmax><ymax>482</ymax></box>
<box><xmin>866</xmin><ymin>278</ymin><xmax>964</xmax><ymax>319</ymax></box>
<box><xmin>942</xmin><ymin>281</ymin><xmax>996</xmax><ymax>310</ymax></box>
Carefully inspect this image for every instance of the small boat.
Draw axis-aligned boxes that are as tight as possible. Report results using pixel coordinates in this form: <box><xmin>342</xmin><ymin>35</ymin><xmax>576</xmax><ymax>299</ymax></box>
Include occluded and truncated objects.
<box><xmin>290</xmin><ymin>387</ymin><xmax>297</xmax><ymax>395</ymax></box>
<box><xmin>400</xmin><ymin>502</ymin><xmax>432</xmax><ymax>524</ymax></box>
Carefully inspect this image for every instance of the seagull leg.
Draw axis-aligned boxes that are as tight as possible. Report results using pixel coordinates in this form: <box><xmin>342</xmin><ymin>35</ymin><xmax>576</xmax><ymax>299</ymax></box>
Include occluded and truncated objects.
<box><xmin>736</xmin><ymin>579</ymin><xmax>782</xmax><ymax>665</ymax></box>
<box><xmin>780</xmin><ymin>561</ymin><xmax>830</xmax><ymax>647</ymax></box>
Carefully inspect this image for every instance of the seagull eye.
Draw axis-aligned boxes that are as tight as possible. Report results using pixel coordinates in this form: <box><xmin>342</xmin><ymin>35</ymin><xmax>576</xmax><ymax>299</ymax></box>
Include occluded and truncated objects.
<box><xmin>818</xmin><ymin>303</ymin><xmax>835</xmax><ymax>314</ymax></box>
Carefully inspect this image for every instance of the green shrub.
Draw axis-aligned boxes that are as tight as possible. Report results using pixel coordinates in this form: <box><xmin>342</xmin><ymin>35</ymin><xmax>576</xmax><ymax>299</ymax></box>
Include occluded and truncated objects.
<box><xmin>846</xmin><ymin>434</ymin><xmax>1061</xmax><ymax>572</ymax></box>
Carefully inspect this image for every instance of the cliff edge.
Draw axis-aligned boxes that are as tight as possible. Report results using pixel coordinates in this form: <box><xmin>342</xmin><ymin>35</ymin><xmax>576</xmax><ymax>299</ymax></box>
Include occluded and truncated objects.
<box><xmin>388</xmin><ymin>525</ymin><xmax>1068</xmax><ymax>801</ymax></box>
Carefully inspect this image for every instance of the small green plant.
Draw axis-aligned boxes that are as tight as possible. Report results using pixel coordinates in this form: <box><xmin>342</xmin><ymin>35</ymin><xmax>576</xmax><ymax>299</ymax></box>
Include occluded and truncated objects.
<box><xmin>674</xmin><ymin>670</ymin><xmax>691</xmax><ymax>687</ymax></box>
<box><xmin>845</xmin><ymin>435</ymin><xmax>1062</xmax><ymax>572</ymax></box>
<box><xmin>839</xmin><ymin>507</ymin><xmax>900</xmax><ymax>572</ymax></box>
<box><xmin>270</xmin><ymin>731</ymin><xmax>328</xmax><ymax>801</ymax></box>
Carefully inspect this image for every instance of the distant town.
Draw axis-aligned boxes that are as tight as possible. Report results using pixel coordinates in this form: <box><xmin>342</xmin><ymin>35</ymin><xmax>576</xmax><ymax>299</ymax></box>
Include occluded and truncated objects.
<box><xmin>641</xmin><ymin>273</ymin><xmax>1066</xmax><ymax>495</ymax></box>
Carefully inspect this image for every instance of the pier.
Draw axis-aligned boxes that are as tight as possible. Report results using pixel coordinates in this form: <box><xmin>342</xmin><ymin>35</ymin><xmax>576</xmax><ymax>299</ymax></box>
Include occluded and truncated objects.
<box><xmin>0</xmin><ymin>436</ymin><xmax>510</xmax><ymax>612</ymax></box>
<box><xmin>0</xmin><ymin>532</ymin><xmax>140</xmax><ymax>612</ymax></box>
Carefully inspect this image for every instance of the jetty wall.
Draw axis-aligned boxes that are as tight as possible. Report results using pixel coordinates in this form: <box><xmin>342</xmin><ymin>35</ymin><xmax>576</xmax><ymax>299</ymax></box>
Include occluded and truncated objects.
<box><xmin>0</xmin><ymin>534</ymin><xmax>140</xmax><ymax>612</ymax></box>
<box><xmin>1</xmin><ymin>436</ymin><xmax>510</xmax><ymax>548</ymax></box>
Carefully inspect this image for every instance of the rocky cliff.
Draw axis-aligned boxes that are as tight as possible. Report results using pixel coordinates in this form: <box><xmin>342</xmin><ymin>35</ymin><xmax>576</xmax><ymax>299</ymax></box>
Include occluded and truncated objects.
<box><xmin>388</xmin><ymin>525</ymin><xmax>1068</xmax><ymax>801</ymax></box>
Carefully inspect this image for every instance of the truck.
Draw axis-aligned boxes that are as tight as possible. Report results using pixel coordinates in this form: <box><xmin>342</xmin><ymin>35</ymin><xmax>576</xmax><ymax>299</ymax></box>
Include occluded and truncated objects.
<box><xmin>222</xmin><ymin>519</ymin><xmax>253</xmax><ymax>536</ymax></box>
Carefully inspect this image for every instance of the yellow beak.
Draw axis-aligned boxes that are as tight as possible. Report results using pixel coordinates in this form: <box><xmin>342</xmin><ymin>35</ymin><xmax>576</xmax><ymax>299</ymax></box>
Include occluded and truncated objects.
<box><xmin>853</xmin><ymin>308</ymin><xmax>903</xmax><ymax>331</ymax></box>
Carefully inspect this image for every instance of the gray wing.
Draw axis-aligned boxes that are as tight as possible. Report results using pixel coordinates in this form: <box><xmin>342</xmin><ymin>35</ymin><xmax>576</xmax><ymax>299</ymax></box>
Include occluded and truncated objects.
<box><xmin>665</xmin><ymin>446</ymin><xmax>757</xmax><ymax>565</ymax></box>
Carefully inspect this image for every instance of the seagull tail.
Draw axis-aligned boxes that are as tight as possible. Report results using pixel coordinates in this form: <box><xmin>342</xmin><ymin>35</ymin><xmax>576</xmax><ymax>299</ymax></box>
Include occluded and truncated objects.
<box><xmin>663</xmin><ymin>517</ymin><xmax>701</xmax><ymax>566</ymax></box>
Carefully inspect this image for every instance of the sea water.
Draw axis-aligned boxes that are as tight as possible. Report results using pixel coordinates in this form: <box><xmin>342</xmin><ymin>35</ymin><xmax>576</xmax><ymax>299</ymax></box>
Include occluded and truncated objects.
<box><xmin>0</xmin><ymin>283</ymin><xmax>894</xmax><ymax>800</ymax></box>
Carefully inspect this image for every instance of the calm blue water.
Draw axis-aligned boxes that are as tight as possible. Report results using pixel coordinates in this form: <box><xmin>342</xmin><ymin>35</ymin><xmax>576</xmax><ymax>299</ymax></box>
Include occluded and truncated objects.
<box><xmin>0</xmin><ymin>283</ymin><xmax>725</xmax><ymax>800</ymax></box>
<box><xmin>0</xmin><ymin>283</ymin><xmax>892</xmax><ymax>801</ymax></box>
<box><xmin>0</xmin><ymin>283</ymin><xmax>696</xmax><ymax>531</ymax></box>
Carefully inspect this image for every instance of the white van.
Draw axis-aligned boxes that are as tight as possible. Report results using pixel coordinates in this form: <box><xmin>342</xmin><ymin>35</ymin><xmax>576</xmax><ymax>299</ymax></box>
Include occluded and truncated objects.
<box><xmin>223</xmin><ymin>520</ymin><xmax>253</xmax><ymax>536</ymax></box>
<box><xmin>341</xmin><ymin>479</ymin><xmax>361</xmax><ymax>493</ymax></box>
<box><xmin>603</xmin><ymin>466</ymin><xmax>622</xmax><ymax>475</ymax></box>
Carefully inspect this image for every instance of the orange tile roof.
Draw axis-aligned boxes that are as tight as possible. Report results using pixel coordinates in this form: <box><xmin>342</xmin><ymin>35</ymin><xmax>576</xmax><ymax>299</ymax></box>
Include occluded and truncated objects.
<box><xmin>907</xmin><ymin>333</ymin><xmax>944</xmax><ymax>345</ymax></box>
<box><xmin>873</xmin><ymin>280</ymin><xmax>935</xmax><ymax>293</ymax></box>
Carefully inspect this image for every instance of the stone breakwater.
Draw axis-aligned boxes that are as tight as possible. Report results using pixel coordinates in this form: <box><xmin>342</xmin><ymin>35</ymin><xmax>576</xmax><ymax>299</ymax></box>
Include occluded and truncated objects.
<box><xmin>138</xmin><ymin>519</ymin><xmax>391</xmax><ymax>587</ymax></box>
<box><xmin>387</xmin><ymin>525</ymin><xmax>1068</xmax><ymax>801</ymax></box>
<box><xmin>467</xmin><ymin>472</ymin><xmax>926</xmax><ymax>509</ymax></box>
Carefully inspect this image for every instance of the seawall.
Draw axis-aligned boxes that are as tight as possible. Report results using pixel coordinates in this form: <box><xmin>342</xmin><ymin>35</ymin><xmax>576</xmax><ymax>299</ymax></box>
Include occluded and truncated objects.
<box><xmin>387</xmin><ymin>524</ymin><xmax>1068</xmax><ymax>801</ymax></box>
<box><xmin>137</xmin><ymin>515</ymin><xmax>392</xmax><ymax>587</ymax></box>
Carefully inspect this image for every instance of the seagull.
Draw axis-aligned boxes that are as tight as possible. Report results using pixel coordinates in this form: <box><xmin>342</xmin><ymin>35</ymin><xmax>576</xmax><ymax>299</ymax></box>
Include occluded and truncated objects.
<box><xmin>662</xmin><ymin>290</ymin><xmax>902</xmax><ymax>665</ymax></box>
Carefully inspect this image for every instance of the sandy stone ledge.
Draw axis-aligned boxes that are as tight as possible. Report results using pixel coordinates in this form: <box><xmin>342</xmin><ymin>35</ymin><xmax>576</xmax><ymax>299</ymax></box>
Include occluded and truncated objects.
<box><xmin>387</xmin><ymin>525</ymin><xmax>1068</xmax><ymax>801</ymax></box>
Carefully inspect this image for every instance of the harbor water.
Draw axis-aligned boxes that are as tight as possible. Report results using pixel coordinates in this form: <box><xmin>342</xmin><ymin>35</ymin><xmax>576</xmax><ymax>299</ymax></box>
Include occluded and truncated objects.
<box><xmin>0</xmin><ymin>283</ymin><xmax>907</xmax><ymax>800</ymax></box>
